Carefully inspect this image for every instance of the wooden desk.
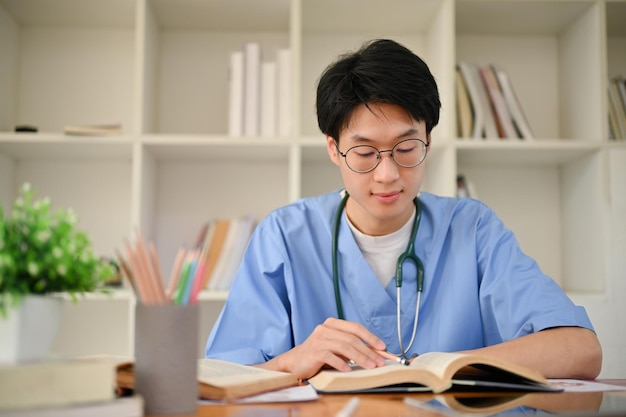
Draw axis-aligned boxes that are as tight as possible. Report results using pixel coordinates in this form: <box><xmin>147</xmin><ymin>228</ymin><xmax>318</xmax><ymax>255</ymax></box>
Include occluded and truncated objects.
<box><xmin>151</xmin><ymin>380</ymin><xmax>626</xmax><ymax>417</ymax></box>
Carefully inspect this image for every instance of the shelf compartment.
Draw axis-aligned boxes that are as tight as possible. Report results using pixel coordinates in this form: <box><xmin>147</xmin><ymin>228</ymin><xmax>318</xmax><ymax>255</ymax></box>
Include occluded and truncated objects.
<box><xmin>139</xmin><ymin>138</ymin><xmax>291</xmax><ymax>276</ymax></box>
<box><xmin>456</xmin><ymin>0</ymin><xmax>604</xmax><ymax>141</ymax></box>
<box><xmin>457</xmin><ymin>143</ymin><xmax>605</xmax><ymax>292</ymax></box>
<box><xmin>0</xmin><ymin>0</ymin><xmax>136</xmax><ymax>135</ymax></box>
<box><xmin>140</xmin><ymin>0</ymin><xmax>291</xmax><ymax>135</ymax></box>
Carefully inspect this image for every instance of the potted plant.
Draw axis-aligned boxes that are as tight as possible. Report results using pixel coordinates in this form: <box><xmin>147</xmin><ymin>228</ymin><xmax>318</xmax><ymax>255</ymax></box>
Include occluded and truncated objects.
<box><xmin>0</xmin><ymin>183</ymin><xmax>114</xmax><ymax>362</ymax></box>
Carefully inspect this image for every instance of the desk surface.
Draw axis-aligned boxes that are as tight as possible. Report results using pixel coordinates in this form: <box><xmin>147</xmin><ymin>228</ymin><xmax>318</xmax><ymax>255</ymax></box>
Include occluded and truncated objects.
<box><xmin>152</xmin><ymin>380</ymin><xmax>626</xmax><ymax>417</ymax></box>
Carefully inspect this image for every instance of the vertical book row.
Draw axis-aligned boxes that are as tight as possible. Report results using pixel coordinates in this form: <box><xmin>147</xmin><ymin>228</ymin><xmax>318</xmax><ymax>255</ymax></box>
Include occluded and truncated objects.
<box><xmin>228</xmin><ymin>42</ymin><xmax>292</xmax><ymax>139</ymax></box>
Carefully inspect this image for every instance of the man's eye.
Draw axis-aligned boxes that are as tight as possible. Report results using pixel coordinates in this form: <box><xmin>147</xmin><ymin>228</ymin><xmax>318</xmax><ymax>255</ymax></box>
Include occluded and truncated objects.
<box><xmin>355</xmin><ymin>149</ymin><xmax>377</xmax><ymax>158</ymax></box>
<box><xmin>396</xmin><ymin>146</ymin><xmax>416</xmax><ymax>154</ymax></box>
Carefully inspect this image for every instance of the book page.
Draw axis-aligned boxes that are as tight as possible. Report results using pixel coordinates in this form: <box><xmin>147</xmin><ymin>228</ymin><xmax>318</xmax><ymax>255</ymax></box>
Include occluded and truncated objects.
<box><xmin>197</xmin><ymin>359</ymin><xmax>293</xmax><ymax>386</ymax></box>
<box><xmin>410</xmin><ymin>352</ymin><xmax>467</xmax><ymax>378</ymax></box>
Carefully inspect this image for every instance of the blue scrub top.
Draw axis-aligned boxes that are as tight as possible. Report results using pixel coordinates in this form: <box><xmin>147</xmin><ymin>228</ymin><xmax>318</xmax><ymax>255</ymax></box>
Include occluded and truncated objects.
<box><xmin>205</xmin><ymin>191</ymin><xmax>594</xmax><ymax>365</ymax></box>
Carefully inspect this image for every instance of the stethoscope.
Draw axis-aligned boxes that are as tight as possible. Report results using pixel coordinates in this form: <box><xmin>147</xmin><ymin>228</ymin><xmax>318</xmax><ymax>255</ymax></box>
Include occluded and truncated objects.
<box><xmin>332</xmin><ymin>192</ymin><xmax>424</xmax><ymax>363</ymax></box>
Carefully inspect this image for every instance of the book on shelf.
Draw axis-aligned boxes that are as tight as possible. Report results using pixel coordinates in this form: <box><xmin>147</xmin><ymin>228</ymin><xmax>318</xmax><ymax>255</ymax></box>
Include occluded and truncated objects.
<box><xmin>227</xmin><ymin>43</ymin><xmax>292</xmax><ymax>139</ymax></box>
<box><xmin>198</xmin><ymin>219</ymin><xmax>231</xmax><ymax>290</ymax></box>
<box><xmin>260</xmin><ymin>61</ymin><xmax>277</xmax><ymax>137</ymax></box>
<box><xmin>0</xmin><ymin>358</ymin><xmax>116</xmax><ymax>411</ymax></box>
<box><xmin>608</xmin><ymin>76</ymin><xmax>626</xmax><ymax>140</ymax></box>
<box><xmin>457</xmin><ymin>62</ymin><xmax>535</xmax><ymax>140</ymax></box>
<box><xmin>243</xmin><ymin>42</ymin><xmax>261</xmax><ymax>137</ymax></box>
<box><xmin>457</xmin><ymin>62</ymin><xmax>486</xmax><ymax>139</ymax></box>
<box><xmin>455</xmin><ymin>67</ymin><xmax>474</xmax><ymax>139</ymax></box>
<box><xmin>0</xmin><ymin>395</ymin><xmax>143</xmax><ymax>417</ymax></box>
<box><xmin>496</xmin><ymin>68</ymin><xmax>534</xmax><ymax>140</ymax></box>
<box><xmin>277</xmin><ymin>48</ymin><xmax>292</xmax><ymax>138</ymax></box>
<box><xmin>206</xmin><ymin>215</ymin><xmax>257</xmax><ymax>291</ymax></box>
<box><xmin>456</xmin><ymin>174</ymin><xmax>476</xmax><ymax>199</ymax></box>
<box><xmin>479</xmin><ymin>65</ymin><xmax>518</xmax><ymax>139</ymax></box>
<box><xmin>307</xmin><ymin>351</ymin><xmax>561</xmax><ymax>394</ymax></box>
<box><xmin>459</xmin><ymin>62</ymin><xmax>500</xmax><ymax>139</ymax></box>
<box><xmin>116</xmin><ymin>358</ymin><xmax>299</xmax><ymax>402</ymax></box>
<box><xmin>63</xmin><ymin>123</ymin><xmax>122</xmax><ymax>136</ymax></box>
<box><xmin>228</xmin><ymin>51</ymin><xmax>244</xmax><ymax>138</ymax></box>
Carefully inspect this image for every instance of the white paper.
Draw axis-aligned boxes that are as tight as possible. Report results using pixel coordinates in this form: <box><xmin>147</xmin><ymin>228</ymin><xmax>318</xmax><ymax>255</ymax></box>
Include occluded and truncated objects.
<box><xmin>548</xmin><ymin>379</ymin><xmax>626</xmax><ymax>392</ymax></box>
<box><xmin>199</xmin><ymin>384</ymin><xmax>318</xmax><ymax>405</ymax></box>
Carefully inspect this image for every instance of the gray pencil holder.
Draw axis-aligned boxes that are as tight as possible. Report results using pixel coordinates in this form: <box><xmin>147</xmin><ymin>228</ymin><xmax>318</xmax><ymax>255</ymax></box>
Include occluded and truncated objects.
<box><xmin>134</xmin><ymin>303</ymin><xmax>199</xmax><ymax>415</ymax></box>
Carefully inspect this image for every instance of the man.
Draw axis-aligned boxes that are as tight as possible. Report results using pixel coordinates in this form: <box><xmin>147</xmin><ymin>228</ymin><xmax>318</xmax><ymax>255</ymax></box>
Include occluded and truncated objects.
<box><xmin>206</xmin><ymin>39</ymin><xmax>602</xmax><ymax>380</ymax></box>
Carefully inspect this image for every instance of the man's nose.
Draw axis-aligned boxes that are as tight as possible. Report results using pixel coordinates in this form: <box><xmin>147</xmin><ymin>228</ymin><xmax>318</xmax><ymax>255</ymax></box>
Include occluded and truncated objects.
<box><xmin>373</xmin><ymin>151</ymin><xmax>400</xmax><ymax>181</ymax></box>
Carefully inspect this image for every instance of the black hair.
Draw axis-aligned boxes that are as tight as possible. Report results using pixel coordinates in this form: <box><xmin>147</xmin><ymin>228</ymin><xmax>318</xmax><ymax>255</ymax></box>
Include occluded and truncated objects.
<box><xmin>316</xmin><ymin>39</ymin><xmax>441</xmax><ymax>142</ymax></box>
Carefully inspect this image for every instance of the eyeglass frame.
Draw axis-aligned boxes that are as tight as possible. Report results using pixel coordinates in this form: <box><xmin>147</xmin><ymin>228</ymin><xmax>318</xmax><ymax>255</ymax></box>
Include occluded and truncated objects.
<box><xmin>334</xmin><ymin>138</ymin><xmax>430</xmax><ymax>173</ymax></box>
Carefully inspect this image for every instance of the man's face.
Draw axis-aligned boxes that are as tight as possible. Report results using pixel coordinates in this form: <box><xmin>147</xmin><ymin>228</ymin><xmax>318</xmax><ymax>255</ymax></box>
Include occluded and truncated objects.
<box><xmin>326</xmin><ymin>102</ymin><xmax>429</xmax><ymax>236</ymax></box>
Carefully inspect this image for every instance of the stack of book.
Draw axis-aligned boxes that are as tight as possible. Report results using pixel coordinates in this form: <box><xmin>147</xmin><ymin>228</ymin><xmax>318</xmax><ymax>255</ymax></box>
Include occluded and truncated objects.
<box><xmin>228</xmin><ymin>42</ymin><xmax>292</xmax><ymax>139</ymax></box>
<box><xmin>0</xmin><ymin>357</ymin><xmax>142</xmax><ymax>417</ymax></box>
<box><xmin>608</xmin><ymin>76</ymin><xmax>626</xmax><ymax>140</ymax></box>
<box><xmin>456</xmin><ymin>62</ymin><xmax>534</xmax><ymax>141</ymax></box>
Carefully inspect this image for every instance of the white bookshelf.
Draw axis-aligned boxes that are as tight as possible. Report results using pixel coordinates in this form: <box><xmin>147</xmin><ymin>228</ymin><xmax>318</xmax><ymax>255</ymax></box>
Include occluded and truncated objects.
<box><xmin>0</xmin><ymin>0</ymin><xmax>625</xmax><ymax>374</ymax></box>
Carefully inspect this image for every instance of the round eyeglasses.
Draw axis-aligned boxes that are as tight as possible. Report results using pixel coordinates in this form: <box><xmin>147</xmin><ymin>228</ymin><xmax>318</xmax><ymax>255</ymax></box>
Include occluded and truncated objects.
<box><xmin>335</xmin><ymin>138</ymin><xmax>429</xmax><ymax>173</ymax></box>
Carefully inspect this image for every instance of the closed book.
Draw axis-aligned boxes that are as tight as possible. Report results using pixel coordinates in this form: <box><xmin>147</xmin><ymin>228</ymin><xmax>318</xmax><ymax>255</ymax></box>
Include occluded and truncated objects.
<box><xmin>609</xmin><ymin>78</ymin><xmax>626</xmax><ymax>139</ymax></box>
<box><xmin>116</xmin><ymin>358</ymin><xmax>298</xmax><ymax>402</ymax></box>
<box><xmin>0</xmin><ymin>358</ymin><xmax>115</xmax><ymax>411</ymax></box>
<box><xmin>455</xmin><ymin>67</ymin><xmax>473</xmax><ymax>138</ymax></box>
<box><xmin>457</xmin><ymin>62</ymin><xmax>485</xmax><ymax>139</ymax></box>
<box><xmin>228</xmin><ymin>51</ymin><xmax>244</xmax><ymax>138</ymax></box>
<box><xmin>243</xmin><ymin>42</ymin><xmax>261</xmax><ymax>137</ymax></box>
<box><xmin>496</xmin><ymin>69</ymin><xmax>534</xmax><ymax>140</ymax></box>
<box><xmin>63</xmin><ymin>123</ymin><xmax>122</xmax><ymax>136</ymax></box>
<box><xmin>212</xmin><ymin>215</ymin><xmax>257</xmax><ymax>290</ymax></box>
<box><xmin>0</xmin><ymin>396</ymin><xmax>142</xmax><ymax>417</ymax></box>
<box><xmin>199</xmin><ymin>219</ymin><xmax>231</xmax><ymax>290</ymax></box>
<box><xmin>479</xmin><ymin>65</ymin><xmax>518</xmax><ymax>139</ymax></box>
<box><xmin>207</xmin><ymin>218</ymin><xmax>241</xmax><ymax>291</ymax></box>
<box><xmin>277</xmin><ymin>48</ymin><xmax>292</xmax><ymax>138</ymax></box>
<box><xmin>260</xmin><ymin>61</ymin><xmax>277</xmax><ymax>138</ymax></box>
<box><xmin>467</xmin><ymin>63</ymin><xmax>499</xmax><ymax>139</ymax></box>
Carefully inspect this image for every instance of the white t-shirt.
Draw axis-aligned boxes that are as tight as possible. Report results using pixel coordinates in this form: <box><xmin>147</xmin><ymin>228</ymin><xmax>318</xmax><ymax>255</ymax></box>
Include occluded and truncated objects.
<box><xmin>346</xmin><ymin>208</ymin><xmax>415</xmax><ymax>288</ymax></box>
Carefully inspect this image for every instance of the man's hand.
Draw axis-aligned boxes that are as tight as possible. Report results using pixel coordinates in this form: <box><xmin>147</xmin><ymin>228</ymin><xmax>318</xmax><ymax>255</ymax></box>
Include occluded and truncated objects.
<box><xmin>257</xmin><ymin>317</ymin><xmax>388</xmax><ymax>380</ymax></box>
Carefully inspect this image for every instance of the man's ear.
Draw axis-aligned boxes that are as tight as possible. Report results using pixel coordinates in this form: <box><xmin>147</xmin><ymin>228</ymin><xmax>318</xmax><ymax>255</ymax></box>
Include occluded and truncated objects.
<box><xmin>326</xmin><ymin>135</ymin><xmax>341</xmax><ymax>166</ymax></box>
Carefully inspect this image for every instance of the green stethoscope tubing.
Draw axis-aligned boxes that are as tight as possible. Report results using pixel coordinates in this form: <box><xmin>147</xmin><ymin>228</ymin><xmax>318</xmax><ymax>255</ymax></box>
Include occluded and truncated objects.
<box><xmin>332</xmin><ymin>192</ymin><xmax>424</xmax><ymax>360</ymax></box>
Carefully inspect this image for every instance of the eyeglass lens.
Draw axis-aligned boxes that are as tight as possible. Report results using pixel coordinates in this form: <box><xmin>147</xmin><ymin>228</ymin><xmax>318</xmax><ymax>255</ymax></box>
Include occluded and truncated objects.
<box><xmin>342</xmin><ymin>139</ymin><xmax>427</xmax><ymax>173</ymax></box>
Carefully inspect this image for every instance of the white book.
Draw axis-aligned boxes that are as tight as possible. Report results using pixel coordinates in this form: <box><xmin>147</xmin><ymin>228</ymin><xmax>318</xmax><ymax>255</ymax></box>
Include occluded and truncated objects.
<box><xmin>496</xmin><ymin>69</ymin><xmax>534</xmax><ymax>140</ymax></box>
<box><xmin>1</xmin><ymin>396</ymin><xmax>143</xmax><ymax>417</ymax></box>
<box><xmin>243</xmin><ymin>42</ymin><xmax>261</xmax><ymax>137</ymax></box>
<box><xmin>228</xmin><ymin>51</ymin><xmax>244</xmax><ymax>138</ymax></box>
<box><xmin>277</xmin><ymin>48</ymin><xmax>292</xmax><ymax>138</ymax></box>
<box><xmin>457</xmin><ymin>62</ymin><xmax>484</xmax><ymax>139</ymax></box>
<box><xmin>0</xmin><ymin>359</ymin><xmax>115</xmax><ymax>410</ymax></box>
<box><xmin>260</xmin><ymin>61</ymin><xmax>277</xmax><ymax>138</ymax></box>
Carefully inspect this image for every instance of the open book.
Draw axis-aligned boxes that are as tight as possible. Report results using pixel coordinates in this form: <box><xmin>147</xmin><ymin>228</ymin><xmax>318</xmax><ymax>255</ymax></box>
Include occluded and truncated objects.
<box><xmin>307</xmin><ymin>352</ymin><xmax>561</xmax><ymax>394</ymax></box>
<box><xmin>115</xmin><ymin>358</ymin><xmax>299</xmax><ymax>402</ymax></box>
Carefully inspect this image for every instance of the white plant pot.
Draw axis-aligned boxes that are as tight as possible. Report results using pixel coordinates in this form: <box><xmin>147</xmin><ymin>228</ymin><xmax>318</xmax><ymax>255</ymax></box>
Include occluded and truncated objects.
<box><xmin>0</xmin><ymin>295</ymin><xmax>63</xmax><ymax>363</ymax></box>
